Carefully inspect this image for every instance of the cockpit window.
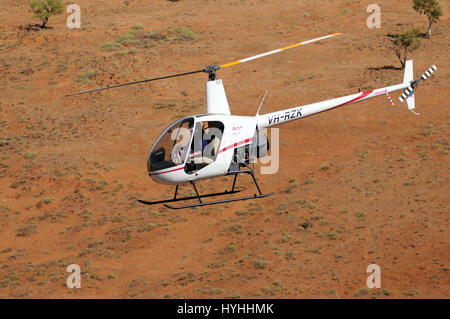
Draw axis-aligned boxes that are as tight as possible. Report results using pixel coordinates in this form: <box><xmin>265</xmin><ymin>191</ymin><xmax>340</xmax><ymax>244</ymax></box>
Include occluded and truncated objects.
<box><xmin>148</xmin><ymin>117</ymin><xmax>194</xmax><ymax>172</ymax></box>
<box><xmin>185</xmin><ymin>121</ymin><xmax>224</xmax><ymax>173</ymax></box>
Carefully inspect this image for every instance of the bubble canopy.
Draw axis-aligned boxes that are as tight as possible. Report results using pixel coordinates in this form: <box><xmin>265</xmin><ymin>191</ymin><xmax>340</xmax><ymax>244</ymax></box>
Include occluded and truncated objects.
<box><xmin>147</xmin><ymin>117</ymin><xmax>195</xmax><ymax>173</ymax></box>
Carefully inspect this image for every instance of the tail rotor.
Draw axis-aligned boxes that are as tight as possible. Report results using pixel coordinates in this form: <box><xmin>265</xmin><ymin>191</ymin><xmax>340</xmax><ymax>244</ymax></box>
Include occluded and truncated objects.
<box><xmin>399</xmin><ymin>65</ymin><xmax>437</xmax><ymax>103</ymax></box>
<box><xmin>398</xmin><ymin>63</ymin><xmax>437</xmax><ymax>115</ymax></box>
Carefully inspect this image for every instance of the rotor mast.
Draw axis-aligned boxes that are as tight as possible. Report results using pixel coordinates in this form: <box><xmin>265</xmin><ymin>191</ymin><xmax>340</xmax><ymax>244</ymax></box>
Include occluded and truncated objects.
<box><xmin>202</xmin><ymin>65</ymin><xmax>220</xmax><ymax>81</ymax></box>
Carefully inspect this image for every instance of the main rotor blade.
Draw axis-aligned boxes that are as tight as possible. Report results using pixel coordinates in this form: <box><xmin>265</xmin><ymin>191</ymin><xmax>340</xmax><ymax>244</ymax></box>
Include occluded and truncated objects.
<box><xmin>67</xmin><ymin>69</ymin><xmax>204</xmax><ymax>96</ymax></box>
<box><xmin>219</xmin><ymin>33</ymin><xmax>342</xmax><ymax>69</ymax></box>
<box><xmin>67</xmin><ymin>33</ymin><xmax>342</xmax><ymax>97</ymax></box>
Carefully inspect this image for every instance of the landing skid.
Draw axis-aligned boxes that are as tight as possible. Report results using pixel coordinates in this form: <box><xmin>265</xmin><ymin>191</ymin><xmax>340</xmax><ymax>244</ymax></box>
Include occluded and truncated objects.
<box><xmin>137</xmin><ymin>164</ymin><xmax>272</xmax><ymax>209</ymax></box>
<box><xmin>137</xmin><ymin>189</ymin><xmax>241</xmax><ymax>206</ymax></box>
<box><xmin>164</xmin><ymin>193</ymin><xmax>272</xmax><ymax>210</ymax></box>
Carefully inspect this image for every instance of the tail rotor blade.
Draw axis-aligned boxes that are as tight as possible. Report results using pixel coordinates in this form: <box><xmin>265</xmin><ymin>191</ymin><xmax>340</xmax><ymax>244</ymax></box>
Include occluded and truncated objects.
<box><xmin>399</xmin><ymin>65</ymin><xmax>437</xmax><ymax>103</ymax></box>
<box><xmin>220</xmin><ymin>33</ymin><xmax>342</xmax><ymax>69</ymax></box>
<box><xmin>399</xmin><ymin>85</ymin><xmax>414</xmax><ymax>102</ymax></box>
<box><xmin>420</xmin><ymin>65</ymin><xmax>437</xmax><ymax>81</ymax></box>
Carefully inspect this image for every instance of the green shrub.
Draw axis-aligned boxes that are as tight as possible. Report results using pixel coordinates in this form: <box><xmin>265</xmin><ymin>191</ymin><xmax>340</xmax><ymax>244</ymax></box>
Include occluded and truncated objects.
<box><xmin>392</xmin><ymin>28</ymin><xmax>421</xmax><ymax>69</ymax></box>
<box><xmin>101</xmin><ymin>42</ymin><xmax>121</xmax><ymax>52</ymax></box>
<box><xmin>29</xmin><ymin>0</ymin><xmax>64</xmax><ymax>28</ymax></box>
<box><xmin>413</xmin><ymin>0</ymin><xmax>443</xmax><ymax>38</ymax></box>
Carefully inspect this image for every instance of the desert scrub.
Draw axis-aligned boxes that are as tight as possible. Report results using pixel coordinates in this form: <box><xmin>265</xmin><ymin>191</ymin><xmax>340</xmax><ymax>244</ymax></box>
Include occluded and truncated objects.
<box><xmin>372</xmin><ymin>288</ymin><xmax>392</xmax><ymax>297</ymax></box>
<box><xmin>328</xmin><ymin>232</ymin><xmax>339</xmax><ymax>240</ymax></box>
<box><xmin>195</xmin><ymin>286</ymin><xmax>223</xmax><ymax>296</ymax></box>
<box><xmin>153</xmin><ymin>102</ymin><xmax>176</xmax><ymax>109</ymax></box>
<box><xmin>221</xmin><ymin>242</ymin><xmax>237</xmax><ymax>254</ymax></box>
<box><xmin>319</xmin><ymin>162</ymin><xmax>331</xmax><ymax>171</ymax></box>
<box><xmin>206</xmin><ymin>262</ymin><xmax>225</xmax><ymax>269</ymax></box>
<box><xmin>10</xmin><ymin>180</ymin><xmax>26</xmax><ymax>189</ymax></box>
<box><xmin>355</xmin><ymin>211</ymin><xmax>366</xmax><ymax>218</ymax></box>
<box><xmin>16</xmin><ymin>225</ymin><xmax>37</xmax><ymax>237</ymax></box>
<box><xmin>78</xmin><ymin>209</ymin><xmax>92</xmax><ymax>220</ymax></box>
<box><xmin>103</xmin><ymin>25</ymin><xmax>198</xmax><ymax>53</ymax></box>
<box><xmin>76</xmin><ymin>70</ymin><xmax>96</xmax><ymax>83</ymax></box>
<box><xmin>253</xmin><ymin>257</ymin><xmax>268</xmax><ymax>270</ymax></box>
<box><xmin>137</xmin><ymin>223</ymin><xmax>157</xmax><ymax>232</ymax></box>
<box><xmin>115</xmin><ymin>26</ymin><xmax>143</xmax><ymax>45</ymax></box>
<box><xmin>167</xmin><ymin>27</ymin><xmax>198</xmax><ymax>41</ymax></box>
<box><xmin>101</xmin><ymin>42</ymin><xmax>121</xmax><ymax>52</ymax></box>
<box><xmin>144</xmin><ymin>30</ymin><xmax>166</xmax><ymax>41</ymax></box>
<box><xmin>277</xmin><ymin>232</ymin><xmax>291</xmax><ymax>244</ymax></box>
<box><xmin>228</xmin><ymin>223</ymin><xmax>243</xmax><ymax>234</ymax></box>
<box><xmin>24</xmin><ymin>151</ymin><xmax>37</xmax><ymax>159</ymax></box>
<box><xmin>405</xmin><ymin>290</ymin><xmax>419</xmax><ymax>296</ymax></box>
<box><xmin>118</xmin><ymin>48</ymin><xmax>139</xmax><ymax>55</ymax></box>
<box><xmin>354</xmin><ymin>287</ymin><xmax>369</xmax><ymax>297</ymax></box>
<box><xmin>0</xmin><ymin>137</ymin><xmax>11</xmax><ymax>146</ymax></box>
<box><xmin>36</xmin><ymin>198</ymin><xmax>53</xmax><ymax>208</ymax></box>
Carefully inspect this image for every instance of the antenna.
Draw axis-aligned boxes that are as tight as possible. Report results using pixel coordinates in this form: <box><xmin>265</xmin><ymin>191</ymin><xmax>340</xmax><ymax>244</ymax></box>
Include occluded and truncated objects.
<box><xmin>256</xmin><ymin>89</ymin><xmax>268</xmax><ymax>116</ymax></box>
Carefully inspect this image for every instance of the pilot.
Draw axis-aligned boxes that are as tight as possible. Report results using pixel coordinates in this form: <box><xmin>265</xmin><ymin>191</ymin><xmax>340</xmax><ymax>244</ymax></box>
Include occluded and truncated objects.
<box><xmin>189</xmin><ymin>122</ymin><xmax>221</xmax><ymax>165</ymax></box>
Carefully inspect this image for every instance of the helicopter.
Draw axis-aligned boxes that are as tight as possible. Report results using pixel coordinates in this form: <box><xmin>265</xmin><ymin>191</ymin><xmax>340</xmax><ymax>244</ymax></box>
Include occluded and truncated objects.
<box><xmin>68</xmin><ymin>33</ymin><xmax>437</xmax><ymax>209</ymax></box>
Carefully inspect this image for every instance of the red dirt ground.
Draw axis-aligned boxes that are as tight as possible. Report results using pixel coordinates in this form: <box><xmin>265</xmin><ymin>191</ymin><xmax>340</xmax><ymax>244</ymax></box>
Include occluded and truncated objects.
<box><xmin>0</xmin><ymin>0</ymin><xmax>448</xmax><ymax>298</ymax></box>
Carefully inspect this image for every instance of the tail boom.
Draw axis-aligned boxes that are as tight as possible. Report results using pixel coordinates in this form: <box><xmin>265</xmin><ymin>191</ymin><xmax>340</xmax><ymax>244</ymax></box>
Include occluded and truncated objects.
<box><xmin>257</xmin><ymin>60</ymin><xmax>437</xmax><ymax>128</ymax></box>
<box><xmin>257</xmin><ymin>82</ymin><xmax>408</xmax><ymax>129</ymax></box>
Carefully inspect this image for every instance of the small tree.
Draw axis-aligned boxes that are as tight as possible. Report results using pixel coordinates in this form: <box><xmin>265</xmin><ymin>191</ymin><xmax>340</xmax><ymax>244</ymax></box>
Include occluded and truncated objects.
<box><xmin>392</xmin><ymin>28</ymin><xmax>421</xmax><ymax>69</ymax></box>
<box><xmin>413</xmin><ymin>0</ymin><xmax>443</xmax><ymax>38</ymax></box>
<box><xmin>29</xmin><ymin>0</ymin><xmax>64</xmax><ymax>28</ymax></box>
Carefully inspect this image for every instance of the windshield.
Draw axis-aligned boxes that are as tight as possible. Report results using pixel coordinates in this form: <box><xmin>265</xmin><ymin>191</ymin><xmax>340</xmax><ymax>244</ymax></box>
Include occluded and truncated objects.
<box><xmin>148</xmin><ymin>117</ymin><xmax>194</xmax><ymax>172</ymax></box>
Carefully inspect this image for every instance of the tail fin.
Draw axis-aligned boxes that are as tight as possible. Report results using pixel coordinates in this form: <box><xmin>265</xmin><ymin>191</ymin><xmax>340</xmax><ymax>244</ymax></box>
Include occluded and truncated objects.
<box><xmin>400</xmin><ymin>60</ymin><xmax>415</xmax><ymax>110</ymax></box>
<box><xmin>403</xmin><ymin>60</ymin><xmax>414</xmax><ymax>85</ymax></box>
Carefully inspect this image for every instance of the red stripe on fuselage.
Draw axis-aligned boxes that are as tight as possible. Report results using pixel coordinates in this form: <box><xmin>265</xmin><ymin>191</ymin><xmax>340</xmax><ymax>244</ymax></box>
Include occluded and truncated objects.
<box><xmin>150</xmin><ymin>166</ymin><xmax>184</xmax><ymax>176</ymax></box>
<box><xmin>335</xmin><ymin>90</ymin><xmax>373</xmax><ymax>108</ymax></box>
<box><xmin>218</xmin><ymin>137</ymin><xmax>253</xmax><ymax>154</ymax></box>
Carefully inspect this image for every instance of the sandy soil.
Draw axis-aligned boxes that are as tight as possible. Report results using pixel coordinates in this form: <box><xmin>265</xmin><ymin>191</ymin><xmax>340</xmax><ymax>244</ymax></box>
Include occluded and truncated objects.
<box><xmin>0</xmin><ymin>0</ymin><xmax>449</xmax><ymax>298</ymax></box>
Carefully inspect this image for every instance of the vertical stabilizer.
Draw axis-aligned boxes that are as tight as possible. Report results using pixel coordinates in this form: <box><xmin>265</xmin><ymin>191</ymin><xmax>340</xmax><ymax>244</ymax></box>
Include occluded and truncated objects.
<box><xmin>403</xmin><ymin>60</ymin><xmax>414</xmax><ymax>84</ymax></box>
<box><xmin>401</xmin><ymin>60</ymin><xmax>415</xmax><ymax>110</ymax></box>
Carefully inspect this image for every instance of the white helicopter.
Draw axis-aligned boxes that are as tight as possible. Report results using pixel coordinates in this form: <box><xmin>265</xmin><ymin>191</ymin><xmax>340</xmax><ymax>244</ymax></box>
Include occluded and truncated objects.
<box><xmin>69</xmin><ymin>33</ymin><xmax>437</xmax><ymax>209</ymax></box>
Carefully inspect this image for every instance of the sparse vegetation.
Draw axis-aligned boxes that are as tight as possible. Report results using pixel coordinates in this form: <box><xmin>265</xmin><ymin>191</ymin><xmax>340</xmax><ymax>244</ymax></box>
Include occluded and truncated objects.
<box><xmin>355</xmin><ymin>211</ymin><xmax>366</xmax><ymax>218</ymax></box>
<box><xmin>137</xmin><ymin>223</ymin><xmax>157</xmax><ymax>232</ymax></box>
<box><xmin>0</xmin><ymin>0</ymin><xmax>447</xmax><ymax>300</ymax></box>
<box><xmin>413</xmin><ymin>0</ymin><xmax>443</xmax><ymax>38</ymax></box>
<box><xmin>99</xmin><ymin>25</ymin><xmax>198</xmax><ymax>54</ymax></box>
<box><xmin>29</xmin><ymin>0</ymin><xmax>64</xmax><ymax>28</ymax></box>
<box><xmin>229</xmin><ymin>223</ymin><xmax>243</xmax><ymax>234</ymax></box>
<box><xmin>16</xmin><ymin>225</ymin><xmax>37</xmax><ymax>237</ymax></box>
<box><xmin>101</xmin><ymin>42</ymin><xmax>121</xmax><ymax>52</ymax></box>
<box><xmin>354</xmin><ymin>287</ymin><xmax>369</xmax><ymax>297</ymax></box>
<box><xmin>168</xmin><ymin>27</ymin><xmax>199</xmax><ymax>41</ymax></box>
<box><xmin>252</xmin><ymin>257</ymin><xmax>268</xmax><ymax>270</ymax></box>
<box><xmin>405</xmin><ymin>289</ymin><xmax>419</xmax><ymax>296</ymax></box>
<box><xmin>77</xmin><ymin>70</ymin><xmax>97</xmax><ymax>83</ymax></box>
<box><xmin>372</xmin><ymin>288</ymin><xmax>392</xmax><ymax>297</ymax></box>
<box><xmin>391</xmin><ymin>28</ymin><xmax>421</xmax><ymax>69</ymax></box>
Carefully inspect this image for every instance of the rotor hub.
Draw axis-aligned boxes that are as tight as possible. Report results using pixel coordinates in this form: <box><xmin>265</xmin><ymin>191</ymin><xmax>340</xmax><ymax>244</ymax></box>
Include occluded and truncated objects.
<box><xmin>202</xmin><ymin>65</ymin><xmax>221</xmax><ymax>81</ymax></box>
